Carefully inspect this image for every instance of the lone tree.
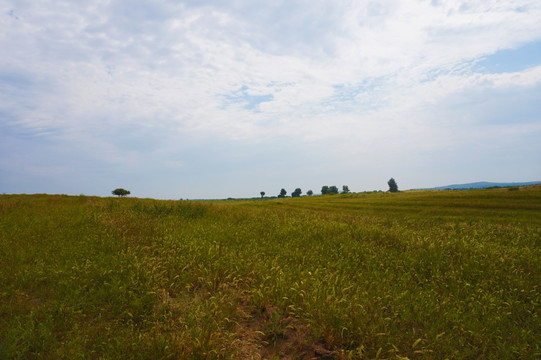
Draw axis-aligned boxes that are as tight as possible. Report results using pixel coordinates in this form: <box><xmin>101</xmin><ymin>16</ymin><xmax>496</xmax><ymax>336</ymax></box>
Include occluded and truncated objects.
<box><xmin>342</xmin><ymin>185</ymin><xmax>350</xmax><ymax>194</ymax></box>
<box><xmin>278</xmin><ymin>188</ymin><xmax>287</xmax><ymax>198</ymax></box>
<box><xmin>307</xmin><ymin>190</ymin><xmax>313</xmax><ymax>196</ymax></box>
<box><xmin>260</xmin><ymin>191</ymin><xmax>265</xmax><ymax>198</ymax></box>
<box><xmin>112</xmin><ymin>188</ymin><xmax>130</xmax><ymax>197</ymax></box>
<box><xmin>291</xmin><ymin>188</ymin><xmax>302</xmax><ymax>197</ymax></box>
<box><xmin>388</xmin><ymin>178</ymin><xmax>399</xmax><ymax>192</ymax></box>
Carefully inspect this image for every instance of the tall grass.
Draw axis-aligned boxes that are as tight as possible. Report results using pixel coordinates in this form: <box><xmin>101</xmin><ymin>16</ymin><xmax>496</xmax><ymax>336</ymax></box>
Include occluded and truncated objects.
<box><xmin>1</xmin><ymin>188</ymin><xmax>540</xmax><ymax>359</ymax></box>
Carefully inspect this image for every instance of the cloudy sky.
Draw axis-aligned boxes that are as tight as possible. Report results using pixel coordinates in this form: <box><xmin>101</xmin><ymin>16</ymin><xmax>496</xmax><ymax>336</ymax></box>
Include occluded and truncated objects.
<box><xmin>1</xmin><ymin>0</ymin><xmax>540</xmax><ymax>199</ymax></box>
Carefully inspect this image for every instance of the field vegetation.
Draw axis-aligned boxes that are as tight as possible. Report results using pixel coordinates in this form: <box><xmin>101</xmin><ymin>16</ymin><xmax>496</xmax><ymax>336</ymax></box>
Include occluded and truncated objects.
<box><xmin>1</xmin><ymin>187</ymin><xmax>540</xmax><ymax>359</ymax></box>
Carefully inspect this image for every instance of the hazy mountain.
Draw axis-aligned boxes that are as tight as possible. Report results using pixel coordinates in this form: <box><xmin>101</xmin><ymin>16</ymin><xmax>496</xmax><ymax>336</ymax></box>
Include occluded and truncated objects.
<box><xmin>429</xmin><ymin>181</ymin><xmax>541</xmax><ymax>190</ymax></box>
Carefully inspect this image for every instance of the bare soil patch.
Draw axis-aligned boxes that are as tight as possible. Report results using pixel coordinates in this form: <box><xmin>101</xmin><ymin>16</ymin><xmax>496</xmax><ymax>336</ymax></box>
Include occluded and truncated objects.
<box><xmin>234</xmin><ymin>301</ymin><xmax>337</xmax><ymax>359</ymax></box>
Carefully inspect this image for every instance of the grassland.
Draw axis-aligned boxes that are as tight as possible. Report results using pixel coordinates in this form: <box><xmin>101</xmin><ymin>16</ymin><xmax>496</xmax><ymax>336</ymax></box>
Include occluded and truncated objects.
<box><xmin>1</xmin><ymin>187</ymin><xmax>540</xmax><ymax>359</ymax></box>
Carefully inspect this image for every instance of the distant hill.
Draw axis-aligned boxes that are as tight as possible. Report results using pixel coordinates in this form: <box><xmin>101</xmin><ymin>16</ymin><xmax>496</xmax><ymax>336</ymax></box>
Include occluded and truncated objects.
<box><xmin>429</xmin><ymin>181</ymin><xmax>541</xmax><ymax>190</ymax></box>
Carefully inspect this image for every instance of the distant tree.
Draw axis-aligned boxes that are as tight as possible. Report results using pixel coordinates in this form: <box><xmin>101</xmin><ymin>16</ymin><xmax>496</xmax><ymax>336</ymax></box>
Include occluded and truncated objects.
<box><xmin>329</xmin><ymin>186</ymin><xmax>339</xmax><ymax>195</ymax></box>
<box><xmin>307</xmin><ymin>190</ymin><xmax>313</xmax><ymax>196</ymax></box>
<box><xmin>112</xmin><ymin>188</ymin><xmax>130</xmax><ymax>197</ymax></box>
<box><xmin>260</xmin><ymin>191</ymin><xmax>265</xmax><ymax>198</ymax></box>
<box><xmin>322</xmin><ymin>185</ymin><xmax>339</xmax><ymax>195</ymax></box>
<box><xmin>292</xmin><ymin>188</ymin><xmax>302</xmax><ymax>197</ymax></box>
<box><xmin>388</xmin><ymin>178</ymin><xmax>399</xmax><ymax>192</ymax></box>
<box><xmin>342</xmin><ymin>185</ymin><xmax>350</xmax><ymax>194</ymax></box>
<box><xmin>278</xmin><ymin>188</ymin><xmax>287</xmax><ymax>198</ymax></box>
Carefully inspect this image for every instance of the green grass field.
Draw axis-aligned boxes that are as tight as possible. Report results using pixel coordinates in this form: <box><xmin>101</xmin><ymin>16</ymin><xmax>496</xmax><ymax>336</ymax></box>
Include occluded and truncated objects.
<box><xmin>1</xmin><ymin>187</ymin><xmax>540</xmax><ymax>359</ymax></box>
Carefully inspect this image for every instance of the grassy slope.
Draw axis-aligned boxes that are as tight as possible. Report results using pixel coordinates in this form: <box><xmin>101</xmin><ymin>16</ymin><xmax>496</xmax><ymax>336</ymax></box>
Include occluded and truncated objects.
<box><xmin>0</xmin><ymin>188</ymin><xmax>540</xmax><ymax>359</ymax></box>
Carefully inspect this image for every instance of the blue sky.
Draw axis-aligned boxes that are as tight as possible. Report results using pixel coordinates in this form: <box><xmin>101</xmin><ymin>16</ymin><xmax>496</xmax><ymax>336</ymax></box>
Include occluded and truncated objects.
<box><xmin>1</xmin><ymin>0</ymin><xmax>540</xmax><ymax>199</ymax></box>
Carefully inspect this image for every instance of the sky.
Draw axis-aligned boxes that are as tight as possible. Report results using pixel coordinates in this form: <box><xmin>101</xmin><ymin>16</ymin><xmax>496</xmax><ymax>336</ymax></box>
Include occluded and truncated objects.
<box><xmin>1</xmin><ymin>0</ymin><xmax>541</xmax><ymax>199</ymax></box>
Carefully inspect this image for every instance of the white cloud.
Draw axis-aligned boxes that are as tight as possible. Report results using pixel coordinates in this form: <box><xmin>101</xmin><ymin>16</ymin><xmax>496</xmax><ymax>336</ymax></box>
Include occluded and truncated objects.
<box><xmin>1</xmin><ymin>0</ymin><xmax>541</xmax><ymax>197</ymax></box>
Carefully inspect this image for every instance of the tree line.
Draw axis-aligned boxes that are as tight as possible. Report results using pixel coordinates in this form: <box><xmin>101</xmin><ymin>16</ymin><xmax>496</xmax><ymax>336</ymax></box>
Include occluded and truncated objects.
<box><xmin>111</xmin><ymin>178</ymin><xmax>399</xmax><ymax>200</ymax></box>
<box><xmin>261</xmin><ymin>178</ymin><xmax>398</xmax><ymax>198</ymax></box>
